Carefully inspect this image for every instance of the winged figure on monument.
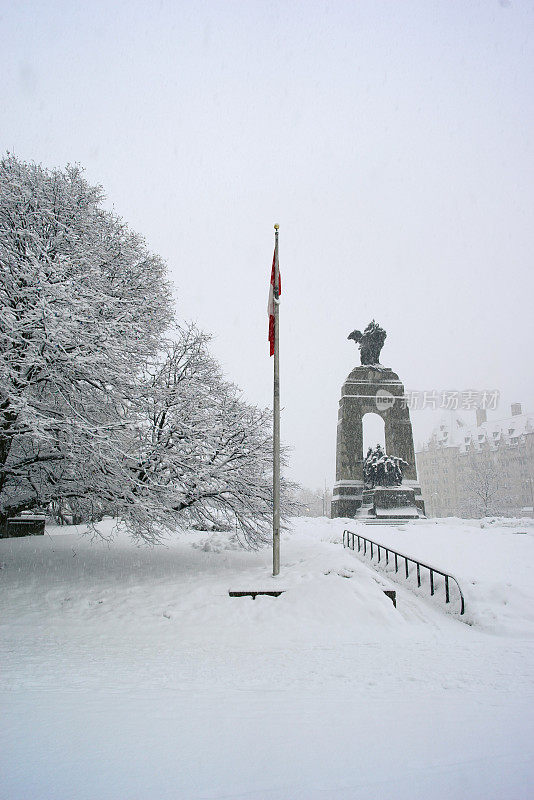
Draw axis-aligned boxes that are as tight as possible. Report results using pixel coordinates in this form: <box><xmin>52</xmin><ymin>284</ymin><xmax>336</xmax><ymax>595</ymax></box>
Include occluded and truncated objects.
<box><xmin>348</xmin><ymin>320</ymin><xmax>387</xmax><ymax>365</ymax></box>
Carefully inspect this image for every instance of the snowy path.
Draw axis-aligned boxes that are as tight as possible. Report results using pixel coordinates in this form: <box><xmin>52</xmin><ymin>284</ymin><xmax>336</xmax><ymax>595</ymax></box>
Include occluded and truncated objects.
<box><xmin>1</xmin><ymin>517</ymin><xmax>533</xmax><ymax>799</ymax></box>
<box><xmin>3</xmin><ymin>688</ymin><xmax>532</xmax><ymax>800</ymax></box>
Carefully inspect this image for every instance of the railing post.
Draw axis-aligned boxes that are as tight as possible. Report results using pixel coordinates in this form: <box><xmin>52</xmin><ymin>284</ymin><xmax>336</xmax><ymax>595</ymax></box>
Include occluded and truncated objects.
<box><xmin>370</xmin><ymin>542</ymin><xmax>373</xmax><ymax>559</ymax></box>
<box><xmin>445</xmin><ymin>575</ymin><xmax>450</xmax><ymax>604</ymax></box>
<box><xmin>430</xmin><ymin>569</ymin><xmax>434</xmax><ymax>596</ymax></box>
<box><xmin>364</xmin><ymin>539</ymin><xmax>366</xmax><ymax>556</ymax></box>
<box><xmin>395</xmin><ymin>553</ymin><xmax>398</xmax><ymax>573</ymax></box>
<box><xmin>385</xmin><ymin>548</ymin><xmax>389</xmax><ymax>565</ymax></box>
<box><xmin>417</xmin><ymin>563</ymin><xmax>421</xmax><ymax>587</ymax></box>
<box><xmin>405</xmin><ymin>557</ymin><xmax>409</xmax><ymax>578</ymax></box>
<box><xmin>377</xmin><ymin>545</ymin><xmax>380</xmax><ymax>562</ymax></box>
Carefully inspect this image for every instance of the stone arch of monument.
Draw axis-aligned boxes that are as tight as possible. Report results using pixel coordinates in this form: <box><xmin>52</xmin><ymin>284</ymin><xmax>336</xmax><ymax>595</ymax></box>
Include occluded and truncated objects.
<box><xmin>331</xmin><ymin>364</ymin><xmax>424</xmax><ymax>518</ymax></box>
<box><xmin>362</xmin><ymin>411</ymin><xmax>386</xmax><ymax>452</ymax></box>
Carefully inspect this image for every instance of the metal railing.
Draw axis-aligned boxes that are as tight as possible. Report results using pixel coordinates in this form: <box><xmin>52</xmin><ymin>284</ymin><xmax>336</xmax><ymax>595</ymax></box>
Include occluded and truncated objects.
<box><xmin>343</xmin><ymin>529</ymin><xmax>465</xmax><ymax>615</ymax></box>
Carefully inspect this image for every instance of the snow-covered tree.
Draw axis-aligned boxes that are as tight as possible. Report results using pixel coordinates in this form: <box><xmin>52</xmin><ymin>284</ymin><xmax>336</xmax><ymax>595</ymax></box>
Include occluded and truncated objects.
<box><xmin>292</xmin><ymin>486</ymin><xmax>331</xmax><ymax>517</ymax></box>
<box><xmin>1</xmin><ymin>155</ymin><xmax>295</xmax><ymax>546</ymax></box>
<box><xmin>0</xmin><ymin>154</ymin><xmax>174</xmax><ymax>527</ymax></box>
<box><xmin>460</xmin><ymin>455</ymin><xmax>508</xmax><ymax>518</ymax></box>
<box><xmin>125</xmin><ymin>323</ymin><xmax>297</xmax><ymax>546</ymax></box>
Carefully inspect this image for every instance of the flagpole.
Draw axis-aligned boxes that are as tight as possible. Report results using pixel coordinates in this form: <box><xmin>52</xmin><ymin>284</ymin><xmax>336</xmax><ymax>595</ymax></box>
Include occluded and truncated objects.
<box><xmin>273</xmin><ymin>223</ymin><xmax>281</xmax><ymax>577</ymax></box>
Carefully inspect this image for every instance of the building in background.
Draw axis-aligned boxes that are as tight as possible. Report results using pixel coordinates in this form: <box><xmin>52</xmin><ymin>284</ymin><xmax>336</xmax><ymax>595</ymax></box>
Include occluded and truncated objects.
<box><xmin>416</xmin><ymin>404</ymin><xmax>534</xmax><ymax>518</ymax></box>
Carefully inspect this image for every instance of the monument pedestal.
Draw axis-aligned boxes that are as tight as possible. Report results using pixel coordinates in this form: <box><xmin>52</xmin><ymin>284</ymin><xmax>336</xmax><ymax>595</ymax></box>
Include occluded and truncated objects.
<box><xmin>330</xmin><ymin>480</ymin><xmax>364</xmax><ymax>518</ymax></box>
<box><xmin>371</xmin><ymin>486</ymin><xmax>419</xmax><ymax>519</ymax></box>
<box><xmin>331</xmin><ymin>364</ymin><xmax>425</xmax><ymax>519</ymax></box>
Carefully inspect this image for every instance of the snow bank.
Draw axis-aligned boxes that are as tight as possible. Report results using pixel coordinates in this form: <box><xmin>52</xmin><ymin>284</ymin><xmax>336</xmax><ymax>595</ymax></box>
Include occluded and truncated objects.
<box><xmin>340</xmin><ymin>516</ymin><xmax>534</xmax><ymax>637</ymax></box>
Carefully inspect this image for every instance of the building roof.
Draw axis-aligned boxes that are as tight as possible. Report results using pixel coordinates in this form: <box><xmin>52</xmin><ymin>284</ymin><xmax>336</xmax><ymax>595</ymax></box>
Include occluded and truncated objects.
<box><xmin>421</xmin><ymin>411</ymin><xmax>534</xmax><ymax>453</ymax></box>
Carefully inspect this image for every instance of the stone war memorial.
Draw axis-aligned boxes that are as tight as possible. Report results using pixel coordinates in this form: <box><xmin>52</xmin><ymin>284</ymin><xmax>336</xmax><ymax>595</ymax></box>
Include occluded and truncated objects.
<box><xmin>331</xmin><ymin>321</ymin><xmax>425</xmax><ymax>520</ymax></box>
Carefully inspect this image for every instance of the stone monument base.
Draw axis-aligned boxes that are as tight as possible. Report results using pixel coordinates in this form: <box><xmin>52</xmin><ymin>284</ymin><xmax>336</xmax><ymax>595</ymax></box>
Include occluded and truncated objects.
<box><xmin>371</xmin><ymin>486</ymin><xmax>420</xmax><ymax>519</ymax></box>
<box><xmin>332</xmin><ymin>482</ymin><xmax>425</xmax><ymax>519</ymax></box>
<box><xmin>331</xmin><ymin>480</ymin><xmax>364</xmax><ymax>518</ymax></box>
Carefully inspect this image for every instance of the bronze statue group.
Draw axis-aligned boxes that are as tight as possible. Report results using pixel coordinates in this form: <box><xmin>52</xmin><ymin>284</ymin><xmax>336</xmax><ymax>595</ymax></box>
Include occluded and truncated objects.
<box><xmin>363</xmin><ymin>444</ymin><xmax>408</xmax><ymax>488</ymax></box>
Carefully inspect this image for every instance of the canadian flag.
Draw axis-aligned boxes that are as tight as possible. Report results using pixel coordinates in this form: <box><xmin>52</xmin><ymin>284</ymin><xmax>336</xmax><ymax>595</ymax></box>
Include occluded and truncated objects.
<box><xmin>268</xmin><ymin>249</ymin><xmax>281</xmax><ymax>356</ymax></box>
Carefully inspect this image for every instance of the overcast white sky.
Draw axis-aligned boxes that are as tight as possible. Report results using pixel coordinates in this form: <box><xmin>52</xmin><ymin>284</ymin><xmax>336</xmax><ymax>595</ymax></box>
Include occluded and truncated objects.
<box><xmin>2</xmin><ymin>0</ymin><xmax>533</xmax><ymax>490</ymax></box>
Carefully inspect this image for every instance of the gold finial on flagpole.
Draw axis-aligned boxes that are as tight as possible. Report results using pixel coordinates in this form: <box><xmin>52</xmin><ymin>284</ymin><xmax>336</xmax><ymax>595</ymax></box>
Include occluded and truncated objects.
<box><xmin>274</xmin><ymin>223</ymin><xmax>279</xmax><ymax>230</ymax></box>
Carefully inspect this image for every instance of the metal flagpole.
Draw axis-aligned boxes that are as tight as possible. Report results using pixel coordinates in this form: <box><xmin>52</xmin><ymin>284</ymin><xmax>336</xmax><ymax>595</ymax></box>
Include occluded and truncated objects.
<box><xmin>272</xmin><ymin>223</ymin><xmax>281</xmax><ymax>577</ymax></box>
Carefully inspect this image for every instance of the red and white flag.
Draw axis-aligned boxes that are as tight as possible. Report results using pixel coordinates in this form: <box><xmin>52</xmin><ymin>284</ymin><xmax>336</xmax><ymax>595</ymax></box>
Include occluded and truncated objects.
<box><xmin>268</xmin><ymin>249</ymin><xmax>281</xmax><ymax>356</ymax></box>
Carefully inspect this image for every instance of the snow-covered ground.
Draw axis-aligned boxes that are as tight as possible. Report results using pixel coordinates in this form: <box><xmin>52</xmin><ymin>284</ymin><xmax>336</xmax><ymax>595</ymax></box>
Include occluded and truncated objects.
<box><xmin>1</xmin><ymin>516</ymin><xmax>533</xmax><ymax>800</ymax></box>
